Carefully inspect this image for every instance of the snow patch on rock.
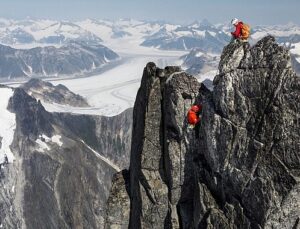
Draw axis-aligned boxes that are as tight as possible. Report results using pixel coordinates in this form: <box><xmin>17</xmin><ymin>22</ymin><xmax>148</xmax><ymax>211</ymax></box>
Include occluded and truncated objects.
<box><xmin>35</xmin><ymin>138</ymin><xmax>50</xmax><ymax>152</ymax></box>
<box><xmin>51</xmin><ymin>135</ymin><xmax>63</xmax><ymax>147</ymax></box>
<box><xmin>0</xmin><ymin>88</ymin><xmax>16</xmax><ymax>163</ymax></box>
<box><xmin>35</xmin><ymin>134</ymin><xmax>63</xmax><ymax>152</ymax></box>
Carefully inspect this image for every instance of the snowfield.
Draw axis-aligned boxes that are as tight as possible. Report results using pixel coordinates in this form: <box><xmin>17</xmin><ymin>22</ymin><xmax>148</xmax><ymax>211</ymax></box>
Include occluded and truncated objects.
<box><xmin>0</xmin><ymin>88</ymin><xmax>16</xmax><ymax>164</ymax></box>
<box><xmin>3</xmin><ymin>39</ymin><xmax>186</xmax><ymax>117</ymax></box>
<box><xmin>45</xmin><ymin>27</ymin><xmax>187</xmax><ymax>116</ymax></box>
<box><xmin>1</xmin><ymin>18</ymin><xmax>189</xmax><ymax>116</ymax></box>
<box><xmin>46</xmin><ymin>51</ymin><xmax>184</xmax><ymax>116</ymax></box>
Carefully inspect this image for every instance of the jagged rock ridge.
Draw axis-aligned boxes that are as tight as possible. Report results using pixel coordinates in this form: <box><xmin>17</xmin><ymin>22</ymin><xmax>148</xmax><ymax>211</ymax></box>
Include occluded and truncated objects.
<box><xmin>22</xmin><ymin>78</ymin><xmax>89</xmax><ymax>107</ymax></box>
<box><xmin>105</xmin><ymin>36</ymin><xmax>300</xmax><ymax>229</ymax></box>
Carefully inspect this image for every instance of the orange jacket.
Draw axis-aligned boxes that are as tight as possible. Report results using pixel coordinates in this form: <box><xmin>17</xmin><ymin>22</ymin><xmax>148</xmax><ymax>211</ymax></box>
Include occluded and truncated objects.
<box><xmin>187</xmin><ymin>105</ymin><xmax>202</xmax><ymax>125</ymax></box>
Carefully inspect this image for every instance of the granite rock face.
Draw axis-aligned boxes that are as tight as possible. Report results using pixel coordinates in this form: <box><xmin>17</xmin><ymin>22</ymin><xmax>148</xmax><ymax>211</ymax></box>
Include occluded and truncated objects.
<box><xmin>55</xmin><ymin>108</ymin><xmax>132</xmax><ymax>169</ymax></box>
<box><xmin>104</xmin><ymin>170</ymin><xmax>130</xmax><ymax>229</ymax></box>
<box><xmin>199</xmin><ymin>36</ymin><xmax>299</xmax><ymax>228</ymax></box>
<box><xmin>128</xmin><ymin>64</ymin><xmax>201</xmax><ymax>228</ymax></box>
<box><xmin>106</xmin><ymin>36</ymin><xmax>300</xmax><ymax>229</ymax></box>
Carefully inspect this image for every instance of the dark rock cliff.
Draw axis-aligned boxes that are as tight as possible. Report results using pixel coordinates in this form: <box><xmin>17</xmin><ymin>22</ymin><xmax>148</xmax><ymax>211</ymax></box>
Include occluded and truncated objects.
<box><xmin>0</xmin><ymin>88</ymin><xmax>132</xmax><ymax>228</ymax></box>
<box><xmin>54</xmin><ymin>109</ymin><xmax>132</xmax><ymax>169</ymax></box>
<box><xmin>105</xmin><ymin>36</ymin><xmax>300</xmax><ymax>229</ymax></box>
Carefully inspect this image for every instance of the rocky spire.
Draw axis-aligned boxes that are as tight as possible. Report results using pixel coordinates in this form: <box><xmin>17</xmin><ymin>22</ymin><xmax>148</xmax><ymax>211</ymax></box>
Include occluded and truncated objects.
<box><xmin>198</xmin><ymin>36</ymin><xmax>299</xmax><ymax>228</ymax></box>
<box><xmin>128</xmin><ymin>63</ymin><xmax>201</xmax><ymax>228</ymax></box>
<box><xmin>105</xmin><ymin>36</ymin><xmax>300</xmax><ymax>228</ymax></box>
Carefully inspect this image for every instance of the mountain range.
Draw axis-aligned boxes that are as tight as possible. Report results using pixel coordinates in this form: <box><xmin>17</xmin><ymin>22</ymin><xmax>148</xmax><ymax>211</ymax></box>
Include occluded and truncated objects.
<box><xmin>0</xmin><ymin>41</ymin><xmax>119</xmax><ymax>79</ymax></box>
<box><xmin>0</xmin><ymin>18</ymin><xmax>300</xmax><ymax>80</ymax></box>
<box><xmin>1</xmin><ymin>18</ymin><xmax>300</xmax><ymax>53</ymax></box>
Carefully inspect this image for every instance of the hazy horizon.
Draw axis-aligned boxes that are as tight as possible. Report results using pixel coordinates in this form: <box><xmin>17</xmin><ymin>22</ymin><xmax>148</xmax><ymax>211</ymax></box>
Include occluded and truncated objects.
<box><xmin>0</xmin><ymin>0</ymin><xmax>299</xmax><ymax>26</ymax></box>
<box><xmin>0</xmin><ymin>17</ymin><xmax>299</xmax><ymax>28</ymax></box>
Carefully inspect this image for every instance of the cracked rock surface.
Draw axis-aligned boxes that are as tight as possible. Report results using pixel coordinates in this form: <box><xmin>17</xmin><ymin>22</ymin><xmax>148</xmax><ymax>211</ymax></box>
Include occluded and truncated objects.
<box><xmin>105</xmin><ymin>36</ymin><xmax>300</xmax><ymax>229</ymax></box>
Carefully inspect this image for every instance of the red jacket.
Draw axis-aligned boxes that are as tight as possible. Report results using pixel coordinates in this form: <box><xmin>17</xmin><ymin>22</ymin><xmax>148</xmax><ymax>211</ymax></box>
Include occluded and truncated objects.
<box><xmin>231</xmin><ymin>22</ymin><xmax>243</xmax><ymax>39</ymax></box>
<box><xmin>187</xmin><ymin>105</ymin><xmax>202</xmax><ymax>125</ymax></box>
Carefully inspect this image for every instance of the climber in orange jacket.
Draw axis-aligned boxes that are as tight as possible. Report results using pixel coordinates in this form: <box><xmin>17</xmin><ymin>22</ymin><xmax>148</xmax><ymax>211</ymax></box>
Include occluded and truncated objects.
<box><xmin>187</xmin><ymin>104</ymin><xmax>202</xmax><ymax>126</ymax></box>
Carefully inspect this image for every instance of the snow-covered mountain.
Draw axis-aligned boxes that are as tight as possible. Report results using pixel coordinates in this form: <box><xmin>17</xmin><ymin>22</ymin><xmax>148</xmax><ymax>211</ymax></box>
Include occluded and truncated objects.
<box><xmin>0</xmin><ymin>19</ymin><xmax>103</xmax><ymax>46</ymax></box>
<box><xmin>21</xmin><ymin>78</ymin><xmax>89</xmax><ymax>107</ymax></box>
<box><xmin>1</xmin><ymin>18</ymin><xmax>300</xmax><ymax>55</ymax></box>
<box><xmin>251</xmin><ymin>23</ymin><xmax>300</xmax><ymax>42</ymax></box>
<box><xmin>0</xmin><ymin>41</ymin><xmax>119</xmax><ymax>79</ymax></box>
<box><xmin>141</xmin><ymin>20</ymin><xmax>231</xmax><ymax>53</ymax></box>
<box><xmin>0</xmin><ymin>18</ymin><xmax>300</xmax><ymax>82</ymax></box>
<box><xmin>76</xmin><ymin>18</ymin><xmax>162</xmax><ymax>42</ymax></box>
<box><xmin>0</xmin><ymin>18</ymin><xmax>299</xmax><ymax>43</ymax></box>
<box><xmin>0</xmin><ymin>84</ymin><xmax>132</xmax><ymax>227</ymax></box>
<box><xmin>0</xmin><ymin>18</ymin><xmax>164</xmax><ymax>47</ymax></box>
<box><xmin>181</xmin><ymin>48</ymin><xmax>219</xmax><ymax>75</ymax></box>
<box><xmin>180</xmin><ymin>49</ymin><xmax>219</xmax><ymax>88</ymax></box>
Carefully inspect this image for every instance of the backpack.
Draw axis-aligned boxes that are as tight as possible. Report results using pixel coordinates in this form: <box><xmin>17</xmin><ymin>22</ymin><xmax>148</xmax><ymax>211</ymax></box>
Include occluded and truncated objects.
<box><xmin>241</xmin><ymin>23</ymin><xmax>250</xmax><ymax>39</ymax></box>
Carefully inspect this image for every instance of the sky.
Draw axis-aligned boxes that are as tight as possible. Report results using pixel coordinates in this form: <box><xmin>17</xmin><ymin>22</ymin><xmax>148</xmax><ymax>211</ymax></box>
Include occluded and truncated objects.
<box><xmin>0</xmin><ymin>0</ymin><xmax>299</xmax><ymax>25</ymax></box>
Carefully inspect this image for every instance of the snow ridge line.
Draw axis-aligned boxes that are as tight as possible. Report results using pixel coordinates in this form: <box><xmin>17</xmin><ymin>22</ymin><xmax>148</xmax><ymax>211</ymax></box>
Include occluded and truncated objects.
<box><xmin>80</xmin><ymin>140</ymin><xmax>121</xmax><ymax>172</ymax></box>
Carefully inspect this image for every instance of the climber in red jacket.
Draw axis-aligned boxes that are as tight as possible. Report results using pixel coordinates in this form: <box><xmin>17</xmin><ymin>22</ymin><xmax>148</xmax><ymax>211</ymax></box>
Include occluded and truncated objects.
<box><xmin>187</xmin><ymin>104</ymin><xmax>202</xmax><ymax>126</ymax></box>
<box><xmin>231</xmin><ymin>18</ymin><xmax>250</xmax><ymax>41</ymax></box>
<box><xmin>231</xmin><ymin>18</ymin><xmax>243</xmax><ymax>39</ymax></box>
